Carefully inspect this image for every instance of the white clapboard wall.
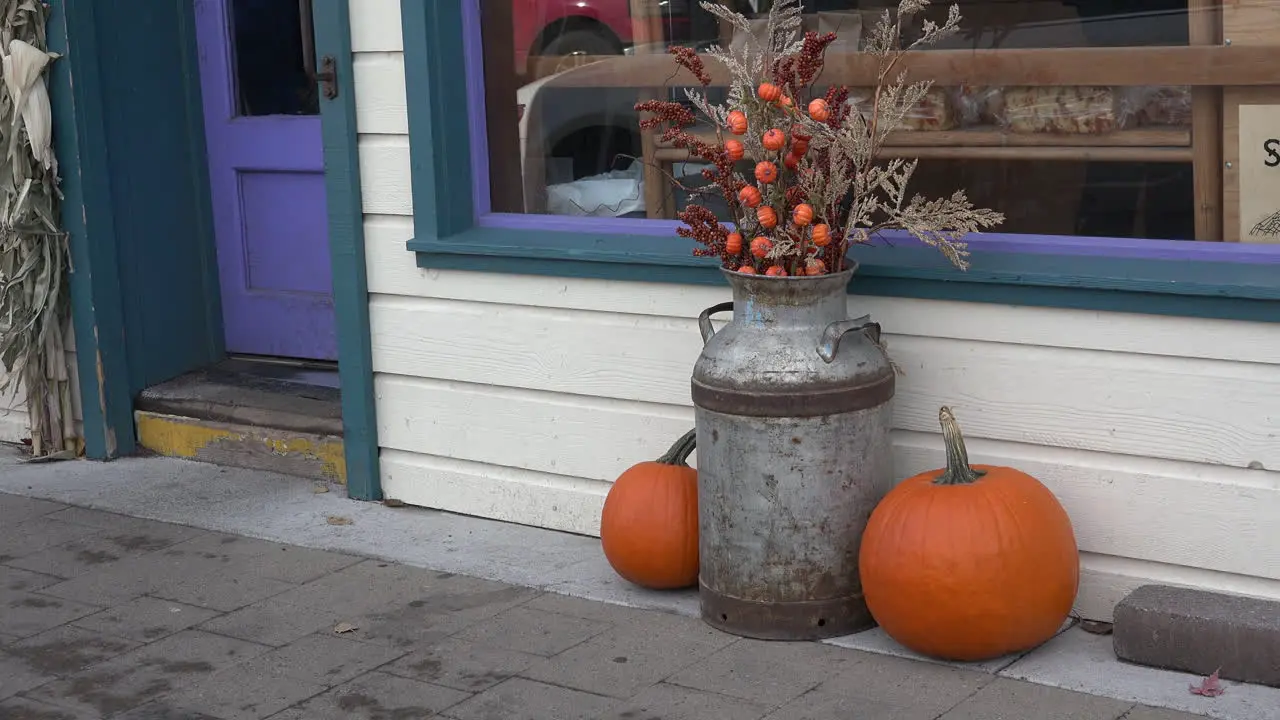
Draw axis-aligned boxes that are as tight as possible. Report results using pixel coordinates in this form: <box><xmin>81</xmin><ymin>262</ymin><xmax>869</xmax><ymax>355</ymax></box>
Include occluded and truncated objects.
<box><xmin>350</xmin><ymin>0</ymin><xmax>1280</xmax><ymax>622</ymax></box>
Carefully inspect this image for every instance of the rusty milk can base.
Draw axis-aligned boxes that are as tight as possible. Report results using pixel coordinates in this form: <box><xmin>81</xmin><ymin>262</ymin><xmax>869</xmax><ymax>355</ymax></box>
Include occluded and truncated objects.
<box><xmin>699</xmin><ymin>581</ymin><xmax>875</xmax><ymax>640</ymax></box>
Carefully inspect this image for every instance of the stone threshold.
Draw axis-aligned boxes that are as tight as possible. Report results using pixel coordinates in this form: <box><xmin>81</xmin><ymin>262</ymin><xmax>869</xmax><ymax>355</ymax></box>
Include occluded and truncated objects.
<box><xmin>0</xmin><ymin>451</ymin><xmax>1277</xmax><ymax>720</ymax></box>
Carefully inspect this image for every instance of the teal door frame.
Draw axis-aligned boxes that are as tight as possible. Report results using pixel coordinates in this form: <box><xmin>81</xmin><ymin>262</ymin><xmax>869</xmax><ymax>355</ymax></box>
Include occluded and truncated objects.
<box><xmin>45</xmin><ymin>0</ymin><xmax>381</xmax><ymax>500</ymax></box>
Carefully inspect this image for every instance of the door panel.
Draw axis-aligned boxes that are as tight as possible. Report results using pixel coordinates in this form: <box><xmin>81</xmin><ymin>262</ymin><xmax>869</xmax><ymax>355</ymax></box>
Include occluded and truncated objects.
<box><xmin>195</xmin><ymin>0</ymin><xmax>336</xmax><ymax>361</ymax></box>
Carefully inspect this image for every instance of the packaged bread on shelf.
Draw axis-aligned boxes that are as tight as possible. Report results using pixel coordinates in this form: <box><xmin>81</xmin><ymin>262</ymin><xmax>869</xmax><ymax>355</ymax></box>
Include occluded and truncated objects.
<box><xmin>848</xmin><ymin>86</ymin><xmax>957</xmax><ymax>131</ymax></box>
<box><xmin>952</xmin><ymin>85</ymin><xmax>1005</xmax><ymax>128</ymax></box>
<box><xmin>1002</xmin><ymin>86</ymin><xmax>1118</xmax><ymax>134</ymax></box>
<box><xmin>1121</xmin><ymin>85</ymin><xmax>1192</xmax><ymax>127</ymax></box>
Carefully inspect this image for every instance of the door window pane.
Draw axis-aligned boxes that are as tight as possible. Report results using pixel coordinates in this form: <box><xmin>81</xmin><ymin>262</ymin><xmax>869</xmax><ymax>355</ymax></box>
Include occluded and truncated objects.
<box><xmin>231</xmin><ymin>0</ymin><xmax>319</xmax><ymax>116</ymax></box>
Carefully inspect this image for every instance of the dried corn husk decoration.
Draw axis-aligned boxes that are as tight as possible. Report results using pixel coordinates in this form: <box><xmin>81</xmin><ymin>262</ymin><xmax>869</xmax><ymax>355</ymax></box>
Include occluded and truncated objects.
<box><xmin>0</xmin><ymin>0</ymin><xmax>75</xmax><ymax>458</ymax></box>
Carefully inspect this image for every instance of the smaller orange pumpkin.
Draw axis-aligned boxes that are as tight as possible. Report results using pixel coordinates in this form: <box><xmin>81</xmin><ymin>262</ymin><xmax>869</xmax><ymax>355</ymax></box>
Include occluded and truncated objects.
<box><xmin>811</xmin><ymin>223</ymin><xmax>832</xmax><ymax>247</ymax></box>
<box><xmin>727</xmin><ymin>110</ymin><xmax>748</xmax><ymax>135</ymax></box>
<box><xmin>725</xmin><ymin>232</ymin><xmax>743</xmax><ymax>254</ymax></box>
<box><xmin>750</xmin><ymin>236</ymin><xmax>772</xmax><ymax>258</ymax></box>
<box><xmin>808</xmin><ymin>98</ymin><xmax>830</xmax><ymax>122</ymax></box>
<box><xmin>793</xmin><ymin>203</ymin><xmax>814</xmax><ymax>227</ymax></box>
<box><xmin>757</xmin><ymin>82</ymin><xmax>782</xmax><ymax>102</ymax></box>
<box><xmin>804</xmin><ymin>258</ymin><xmax>827</xmax><ymax>275</ymax></box>
<box><xmin>779</xmin><ymin>95</ymin><xmax>794</xmax><ymax>110</ymax></box>
<box><xmin>738</xmin><ymin>185</ymin><xmax>762</xmax><ymax>208</ymax></box>
<box><xmin>724</xmin><ymin>139</ymin><xmax>745</xmax><ymax>161</ymax></box>
<box><xmin>755</xmin><ymin>161</ymin><xmax>778</xmax><ymax>185</ymax></box>
<box><xmin>784</xmin><ymin>153</ymin><xmax>801</xmax><ymax>171</ymax></box>
<box><xmin>762</xmin><ymin>128</ymin><xmax>787</xmax><ymax>151</ymax></box>
<box><xmin>757</xmin><ymin>206</ymin><xmax>778</xmax><ymax>229</ymax></box>
<box><xmin>600</xmin><ymin>430</ymin><xmax>699</xmax><ymax>590</ymax></box>
<box><xmin>737</xmin><ymin>264</ymin><xmax>757</xmax><ymax>274</ymax></box>
<box><xmin>765</xmin><ymin>264</ymin><xmax>788</xmax><ymax>276</ymax></box>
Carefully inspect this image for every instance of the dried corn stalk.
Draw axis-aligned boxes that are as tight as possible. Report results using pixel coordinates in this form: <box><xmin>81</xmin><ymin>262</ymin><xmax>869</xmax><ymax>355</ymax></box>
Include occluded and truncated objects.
<box><xmin>0</xmin><ymin>0</ymin><xmax>74</xmax><ymax>458</ymax></box>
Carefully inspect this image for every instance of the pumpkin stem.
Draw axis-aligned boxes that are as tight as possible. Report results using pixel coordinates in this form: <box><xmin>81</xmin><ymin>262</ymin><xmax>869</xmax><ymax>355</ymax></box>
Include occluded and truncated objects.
<box><xmin>658</xmin><ymin>429</ymin><xmax>698</xmax><ymax>467</ymax></box>
<box><xmin>933</xmin><ymin>406</ymin><xmax>985</xmax><ymax>485</ymax></box>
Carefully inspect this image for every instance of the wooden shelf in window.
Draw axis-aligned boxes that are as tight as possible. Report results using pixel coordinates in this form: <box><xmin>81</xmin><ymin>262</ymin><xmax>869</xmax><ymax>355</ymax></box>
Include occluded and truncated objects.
<box><xmin>653</xmin><ymin>127</ymin><xmax>1192</xmax><ymax>164</ymax></box>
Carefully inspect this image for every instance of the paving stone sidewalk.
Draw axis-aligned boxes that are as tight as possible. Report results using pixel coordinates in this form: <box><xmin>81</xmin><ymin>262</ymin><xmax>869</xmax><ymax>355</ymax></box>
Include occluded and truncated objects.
<box><xmin>0</xmin><ymin>491</ymin><xmax>1210</xmax><ymax>720</ymax></box>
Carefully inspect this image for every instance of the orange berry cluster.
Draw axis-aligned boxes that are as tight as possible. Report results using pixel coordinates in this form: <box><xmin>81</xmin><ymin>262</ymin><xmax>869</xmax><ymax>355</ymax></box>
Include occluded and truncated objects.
<box><xmin>719</xmin><ymin>85</ymin><xmax>840</xmax><ymax>276</ymax></box>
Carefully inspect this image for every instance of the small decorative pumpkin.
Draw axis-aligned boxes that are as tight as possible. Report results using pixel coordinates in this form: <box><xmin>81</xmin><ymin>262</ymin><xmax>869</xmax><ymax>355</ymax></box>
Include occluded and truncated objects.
<box><xmin>757</xmin><ymin>82</ymin><xmax>782</xmax><ymax>102</ymax></box>
<box><xmin>727</xmin><ymin>110</ymin><xmax>748</xmax><ymax>135</ymax></box>
<box><xmin>738</xmin><ymin>185</ymin><xmax>762</xmax><ymax>208</ymax></box>
<box><xmin>754</xmin><ymin>161</ymin><xmax>778</xmax><ymax>184</ymax></box>
<box><xmin>792</xmin><ymin>203</ymin><xmax>814</xmax><ymax>227</ymax></box>
<box><xmin>762</xmin><ymin>128</ymin><xmax>787</xmax><ymax>151</ymax></box>
<box><xmin>756</xmin><ymin>205</ymin><xmax>778</xmax><ymax>229</ymax></box>
<box><xmin>765</xmin><ymin>264</ymin><xmax>788</xmax><ymax>276</ymax></box>
<box><xmin>811</xmin><ymin>223</ymin><xmax>832</xmax><ymax>247</ymax></box>
<box><xmin>859</xmin><ymin>407</ymin><xmax>1080</xmax><ymax>662</ymax></box>
<box><xmin>600</xmin><ymin>430</ymin><xmax>700</xmax><ymax>590</ymax></box>
<box><xmin>750</xmin><ymin>236</ymin><xmax>772</xmax><ymax>258</ymax></box>
<box><xmin>725</xmin><ymin>232</ymin><xmax>743</xmax><ymax>254</ymax></box>
<box><xmin>724</xmin><ymin>139</ymin><xmax>745</xmax><ymax>161</ymax></box>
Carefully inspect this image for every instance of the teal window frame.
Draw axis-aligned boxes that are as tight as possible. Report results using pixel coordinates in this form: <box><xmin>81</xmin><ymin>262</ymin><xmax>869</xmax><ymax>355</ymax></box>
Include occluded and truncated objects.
<box><xmin>401</xmin><ymin>0</ymin><xmax>1280</xmax><ymax>323</ymax></box>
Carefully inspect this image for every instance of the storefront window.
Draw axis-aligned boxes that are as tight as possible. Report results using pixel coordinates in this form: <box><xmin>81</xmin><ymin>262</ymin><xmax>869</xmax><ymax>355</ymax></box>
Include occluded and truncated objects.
<box><xmin>471</xmin><ymin>0</ymin><xmax>1279</xmax><ymax>246</ymax></box>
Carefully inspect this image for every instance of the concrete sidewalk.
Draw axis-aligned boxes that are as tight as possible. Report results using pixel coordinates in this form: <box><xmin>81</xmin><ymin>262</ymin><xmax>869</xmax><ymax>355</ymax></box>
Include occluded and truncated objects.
<box><xmin>0</xmin><ymin>491</ymin><xmax>1203</xmax><ymax>720</ymax></box>
<box><xmin>1</xmin><ymin>448</ymin><xmax>1269</xmax><ymax>719</ymax></box>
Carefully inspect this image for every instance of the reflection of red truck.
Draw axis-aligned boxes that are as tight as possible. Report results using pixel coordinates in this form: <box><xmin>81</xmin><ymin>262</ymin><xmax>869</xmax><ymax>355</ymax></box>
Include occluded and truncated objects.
<box><xmin>513</xmin><ymin>1</ymin><xmax>698</xmax><ymax>76</ymax></box>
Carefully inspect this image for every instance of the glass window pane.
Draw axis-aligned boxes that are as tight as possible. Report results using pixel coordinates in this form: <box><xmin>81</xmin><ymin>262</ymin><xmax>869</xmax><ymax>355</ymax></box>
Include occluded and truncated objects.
<box><xmin>476</xmin><ymin>0</ymin><xmax>1232</xmax><ymax>246</ymax></box>
<box><xmin>231</xmin><ymin>0</ymin><xmax>319</xmax><ymax>116</ymax></box>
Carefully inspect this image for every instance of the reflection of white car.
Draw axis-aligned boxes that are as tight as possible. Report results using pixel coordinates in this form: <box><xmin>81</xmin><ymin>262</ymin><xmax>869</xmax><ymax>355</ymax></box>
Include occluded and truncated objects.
<box><xmin>516</xmin><ymin>63</ymin><xmax>658</xmax><ymax>217</ymax></box>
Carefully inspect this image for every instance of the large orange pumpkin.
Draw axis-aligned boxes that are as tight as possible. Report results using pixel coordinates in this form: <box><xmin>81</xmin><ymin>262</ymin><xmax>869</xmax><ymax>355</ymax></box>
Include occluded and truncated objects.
<box><xmin>600</xmin><ymin>430</ymin><xmax>699</xmax><ymax>590</ymax></box>
<box><xmin>859</xmin><ymin>407</ymin><xmax>1079</xmax><ymax>661</ymax></box>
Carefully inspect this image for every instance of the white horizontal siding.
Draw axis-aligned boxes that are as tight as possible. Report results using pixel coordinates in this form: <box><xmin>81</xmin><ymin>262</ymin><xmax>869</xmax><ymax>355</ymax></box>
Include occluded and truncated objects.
<box><xmin>348</xmin><ymin>2</ymin><xmax>1280</xmax><ymax>622</ymax></box>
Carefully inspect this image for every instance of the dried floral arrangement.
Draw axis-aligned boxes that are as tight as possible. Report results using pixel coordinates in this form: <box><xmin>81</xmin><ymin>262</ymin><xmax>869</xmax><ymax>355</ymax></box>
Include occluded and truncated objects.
<box><xmin>636</xmin><ymin>0</ymin><xmax>1004</xmax><ymax>276</ymax></box>
<box><xmin>0</xmin><ymin>0</ymin><xmax>75</xmax><ymax>458</ymax></box>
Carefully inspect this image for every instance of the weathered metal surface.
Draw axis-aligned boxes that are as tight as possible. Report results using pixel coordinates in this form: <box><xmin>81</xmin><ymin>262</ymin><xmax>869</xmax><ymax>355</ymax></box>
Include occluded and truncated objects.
<box><xmin>691</xmin><ymin>265</ymin><xmax>896</xmax><ymax>640</ymax></box>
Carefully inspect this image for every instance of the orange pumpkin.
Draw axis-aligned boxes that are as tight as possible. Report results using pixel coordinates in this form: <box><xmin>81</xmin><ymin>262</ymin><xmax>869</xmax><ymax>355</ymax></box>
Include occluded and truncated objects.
<box><xmin>859</xmin><ymin>407</ymin><xmax>1080</xmax><ymax>662</ymax></box>
<box><xmin>804</xmin><ymin>258</ymin><xmax>826</xmax><ymax>275</ymax></box>
<box><xmin>755</xmin><ymin>161</ymin><xmax>778</xmax><ymax>184</ymax></box>
<box><xmin>762</xmin><ymin>128</ymin><xmax>787</xmax><ymax>151</ymax></box>
<box><xmin>737</xmin><ymin>264</ymin><xmax>757</xmax><ymax>274</ymax></box>
<box><xmin>793</xmin><ymin>203</ymin><xmax>814</xmax><ymax>227</ymax></box>
<box><xmin>808</xmin><ymin>98</ymin><xmax>830</xmax><ymax>122</ymax></box>
<box><xmin>600</xmin><ymin>430</ymin><xmax>699</xmax><ymax>590</ymax></box>
<box><xmin>727</xmin><ymin>110</ymin><xmax>748</xmax><ymax>135</ymax></box>
<box><xmin>724</xmin><ymin>139</ymin><xmax>745</xmax><ymax>161</ymax></box>
<box><xmin>765</xmin><ymin>264</ymin><xmax>788</xmax><ymax>276</ymax></box>
<box><xmin>750</xmin><ymin>236</ymin><xmax>772</xmax><ymax>258</ymax></box>
<box><xmin>757</xmin><ymin>82</ymin><xmax>782</xmax><ymax>102</ymax></box>
<box><xmin>725</xmin><ymin>232</ymin><xmax>743</xmax><ymax>254</ymax></box>
<box><xmin>738</xmin><ymin>185</ymin><xmax>762</xmax><ymax>208</ymax></box>
<box><xmin>811</xmin><ymin>223</ymin><xmax>832</xmax><ymax>247</ymax></box>
<box><xmin>757</xmin><ymin>206</ymin><xmax>778</xmax><ymax>229</ymax></box>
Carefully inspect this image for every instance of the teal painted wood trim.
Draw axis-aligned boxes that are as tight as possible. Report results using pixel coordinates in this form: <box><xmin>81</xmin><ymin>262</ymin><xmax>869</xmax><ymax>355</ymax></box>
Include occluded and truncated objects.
<box><xmin>47</xmin><ymin>0</ymin><xmax>136</xmax><ymax>459</ymax></box>
<box><xmin>403</xmin><ymin>0</ymin><xmax>1280</xmax><ymax>324</ymax></box>
<box><xmin>315</xmin><ymin>0</ymin><xmax>382</xmax><ymax>501</ymax></box>
<box><xmin>177</xmin><ymin>0</ymin><xmax>226</xmax><ymax>365</ymax></box>
<box><xmin>409</xmin><ymin>232</ymin><xmax>1280</xmax><ymax>323</ymax></box>
<box><xmin>401</xmin><ymin>0</ymin><xmax>473</xmax><ymax>241</ymax></box>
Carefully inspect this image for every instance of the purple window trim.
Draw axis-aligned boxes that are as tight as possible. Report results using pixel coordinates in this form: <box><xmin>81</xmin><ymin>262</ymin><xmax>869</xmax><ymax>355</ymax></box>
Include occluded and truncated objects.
<box><xmin>458</xmin><ymin>0</ymin><xmax>1280</xmax><ymax>266</ymax></box>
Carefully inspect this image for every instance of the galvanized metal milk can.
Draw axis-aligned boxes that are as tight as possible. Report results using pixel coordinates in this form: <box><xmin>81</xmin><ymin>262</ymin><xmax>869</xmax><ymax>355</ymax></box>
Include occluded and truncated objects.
<box><xmin>692</xmin><ymin>264</ymin><xmax>895</xmax><ymax>641</ymax></box>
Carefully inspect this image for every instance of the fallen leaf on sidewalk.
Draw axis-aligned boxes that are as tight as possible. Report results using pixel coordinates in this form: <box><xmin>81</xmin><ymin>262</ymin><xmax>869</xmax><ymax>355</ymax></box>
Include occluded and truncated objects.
<box><xmin>312</xmin><ymin>483</ymin><xmax>330</xmax><ymax>494</ymax></box>
<box><xmin>326</xmin><ymin>515</ymin><xmax>353</xmax><ymax>526</ymax></box>
<box><xmin>1190</xmin><ymin>669</ymin><xmax>1225</xmax><ymax>697</ymax></box>
<box><xmin>333</xmin><ymin>622</ymin><xmax>358</xmax><ymax>634</ymax></box>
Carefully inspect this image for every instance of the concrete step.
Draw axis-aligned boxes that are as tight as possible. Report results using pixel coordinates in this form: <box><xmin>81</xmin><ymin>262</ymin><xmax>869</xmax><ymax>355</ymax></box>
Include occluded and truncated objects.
<box><xmin>133</xmin><ymin>360</ymin><xmax>346</xmax><ymax>483</ymax></box>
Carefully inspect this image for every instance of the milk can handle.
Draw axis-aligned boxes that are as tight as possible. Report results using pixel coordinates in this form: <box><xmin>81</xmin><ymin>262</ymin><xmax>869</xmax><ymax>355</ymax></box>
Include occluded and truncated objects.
<box><xmin>698</xmin><ymin>302</ymin><xmax>734</xmax><ymax>345</ymax></box>
<box><xmin>817</xmin><ymin>314</ymin><xmax>879</xmax><ymax>363</ymax></box>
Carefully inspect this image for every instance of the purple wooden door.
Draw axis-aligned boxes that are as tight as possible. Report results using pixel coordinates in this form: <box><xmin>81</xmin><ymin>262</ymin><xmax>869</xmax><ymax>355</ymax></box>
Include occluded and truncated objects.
<box><xmin>195</xmin><ymin>0</ymin><xmax>336</xmax><ymax>361</ymax></box>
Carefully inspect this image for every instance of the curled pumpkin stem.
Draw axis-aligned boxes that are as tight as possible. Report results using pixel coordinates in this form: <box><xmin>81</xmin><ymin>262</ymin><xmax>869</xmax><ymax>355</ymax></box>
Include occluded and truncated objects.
<box><xmin>934</xmin><ymin>407</ymin><xmax>985</xmax><ymax>485</ymax></box>
<box><xmin>658</xmin><ymin>429</ymin><xmax>698</xmax><ymax>467</ymax></box>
